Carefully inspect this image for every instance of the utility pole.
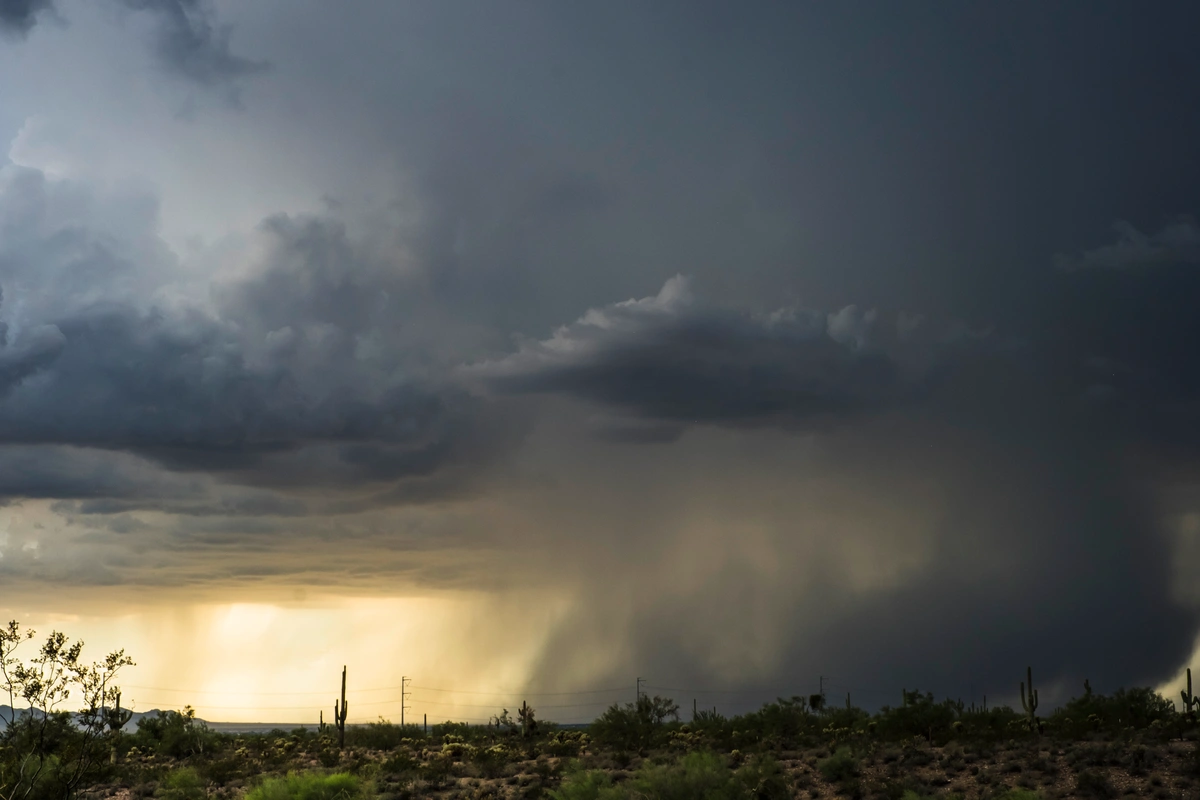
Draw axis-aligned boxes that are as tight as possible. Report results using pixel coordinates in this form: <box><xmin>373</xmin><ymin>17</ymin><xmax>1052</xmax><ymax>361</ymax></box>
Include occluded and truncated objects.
<box><xmin>636</xmin><ymin>677</ymin><xmax>644</xmax><ymax>704</ymax></box>
<box><xmin>401</xmin><ymin>676</ymin><xmax>411</xmax><ymax>727</ymax></box>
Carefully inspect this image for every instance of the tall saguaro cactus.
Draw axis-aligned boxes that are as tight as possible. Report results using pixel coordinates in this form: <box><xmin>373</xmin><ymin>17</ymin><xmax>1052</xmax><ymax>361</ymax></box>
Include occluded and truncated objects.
<box><xmin>334</xmin><ymin>666</ymin><xmax>349</xmax><ymax>749</ymax></box>
<box><xmin>518</xmin><ymin>700</ymin><xmax>537</xmax><ymax>738</ymax></box>
<box><xmin>105</xmin><ymin>690</ymin><xmax>134</xmax><ymax>764</ymax></box>
<box><xmin>1020</xmin><ymin>666</ymin><xmax>1039</xmax><ymax>733</ymax></box>
<box><xmin>1182</xmin><ymin>668</ymin><xmax>1198</xmax><ymax>722</ymax></box>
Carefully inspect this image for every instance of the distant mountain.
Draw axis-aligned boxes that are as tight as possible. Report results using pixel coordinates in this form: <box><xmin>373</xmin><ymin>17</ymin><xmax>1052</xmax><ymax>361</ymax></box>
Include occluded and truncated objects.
<box><xmin>0</xmin><ymin>706</ymin><xmax>182</xmax><ymax>733</ymax></box>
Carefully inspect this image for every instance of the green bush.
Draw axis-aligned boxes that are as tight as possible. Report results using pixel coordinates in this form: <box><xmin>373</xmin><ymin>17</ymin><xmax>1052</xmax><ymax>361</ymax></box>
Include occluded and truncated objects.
<box><xmin>157</xmin><ymin>767</ymin><xmax>206</xmax><ymax>800</ymax></box>
<box><xmin>1074</xmin><ymin>769</ymin><xmax>1115</xmax><ymax>800</ymax></box>
<box><xmin>731</xmin><ymin>754</ymin><xmax>790</xmax><ymax>800</ymax></box>
<box><xmin>245</xmin><ymin>772</ymin><xmax>364</xmax><ymax>800</ymax></box>
<box><xmin>197</xmin><ymin>755</ymin><xmax>243</xmax><ymax>786</ymax></box>
<box><xmin>344</xmin><ymin>719</ymin><xmax>425</xmax><ymax>751</ymax></box>
<box><xmin>817</xmin><ymin>746</ymin><xmax>860</xmax><ymax>783</ymax></box>
<box><xmin>548</xmin><ymin>767</ymin><xmax>626</xmax><ymax>800</ymax></box>
<box><xmin>589</xmin><ymin>695</ymin><xmax>680</xmax><ymax>753</ymax></box>
<box><xmin>133</xmin><ymin>708</ymin><xmax>222</xmax><ymax>758</ymax></box>
<box><xmin>553</xmin><ymin>752</ymin><xmax>785</xmax><ymax>800</ymax></box>
<box><xmin>993</xmin><ymin>791</ymin><xmax>1045</xmax><ymax>800</ymax></box>
<box><xmin>873</xmin><ymin>691</ymin><xmax>956</xmax><ymax>744</ymax></box>
<box><xmin>631</xmin><ymin>751</ymin><xmax>741</xmax><ymax>800</ymax></box>
<box><xmin>1048</xmin><ymin>687</ymin><xmax>1176</xmax><ymax>740</ymax></box>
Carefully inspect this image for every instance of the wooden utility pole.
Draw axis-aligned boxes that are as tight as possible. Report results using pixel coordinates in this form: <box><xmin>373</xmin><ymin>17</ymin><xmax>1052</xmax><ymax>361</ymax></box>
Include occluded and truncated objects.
<box><xmin>636</xmin><ymin>677</ymin><xmax>644</xmax><ymax>703</ymax></box>
<box><xmin>401</xmin><ymin>676</ymin><xmax>410</xmax><ymax>727</ymax></box>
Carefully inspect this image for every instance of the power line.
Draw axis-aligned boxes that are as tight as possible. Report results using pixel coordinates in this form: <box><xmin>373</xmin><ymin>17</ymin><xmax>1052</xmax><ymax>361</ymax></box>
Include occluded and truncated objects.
<box><xmin>117</xmin><ymin>676</ymin><xmax>924</xmax><ymax>719</ymax></box>
<box><xmin>123</xmin><ymin>684</ymin><xmax>406</xmax><ymax>696</ymax></box>
<box><xmin>643</xmin><ymin>685</ymin><xmax>795</xmax><ymax>696</ymax></box>
<box><xmin>123</xmin><ymin>682</ymin><xmax>630</xmax><ymax>698</ymax></box>
<box><xmin>126</xmin><ymin>695</ymin><xmax>420</xmax><ymax>709</ymax></box>
<box><xmin>410</xmin><ymin>685</ymin><xmax>628</xmax><ymax>697</ymax></box>
<box><xmin>414</xmin><ymin>698</ymin><xmax>615</xmax><ymax>710</ymax></box>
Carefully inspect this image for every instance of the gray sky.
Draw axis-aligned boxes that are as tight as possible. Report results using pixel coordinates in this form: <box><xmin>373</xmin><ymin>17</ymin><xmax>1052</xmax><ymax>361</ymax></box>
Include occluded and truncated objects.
<box><xmin>2</xmin><ymin>0</ymin><xmax>1200</xmax><ymax>721</ymax></box>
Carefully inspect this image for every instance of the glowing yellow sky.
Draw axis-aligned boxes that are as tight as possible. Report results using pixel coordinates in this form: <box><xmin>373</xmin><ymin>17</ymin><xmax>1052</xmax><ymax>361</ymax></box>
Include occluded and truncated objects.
<box><xmin>1</xmin><ymin>592</ymin><xmax>603</xmax><ymax>725</ymax></box>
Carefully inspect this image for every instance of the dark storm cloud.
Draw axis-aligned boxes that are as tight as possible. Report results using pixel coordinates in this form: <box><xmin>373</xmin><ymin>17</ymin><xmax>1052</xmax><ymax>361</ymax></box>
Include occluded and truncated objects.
<box><xmin>6</xmin><ymin>0</ymin><xmax>1200</xmax><ymax>706</ymax></box>
<box><xmin>1056</xmin><ymin>218</ymin><xmax>1200</xmax><ymax>271</ymax></box>
<box><xmin>477</xmin><ymin>262</ymin><xmax>1200</xmax><ymax>710</ymax></box>
<box><xmin>0</xmin><ymin>320</ymin><xmax>65</xmax><ymax>397</ymax></box>
<box><xmin>0</xmin><ymin>446</ymin><xmax>189</xmax><ymax>503</ymax></box>
<box><xmin>118</xmin><ymin>0</ymin><xmax>267</xmax><ymax>89</ymax></box>
<box><xmin>0</xmin><ymin>0</ymin><xmax>262</xmax><ymax>90</ymax></box>
<box><xmin>0</xmin><ymin>206</ymin><xmax>513</xmax><ymax>508</ymax></box>
<box><xmin>0</xmin><ymin>0</ymin><xmax>52</xmax><ymax>35</ymax></box>
<box><xmin>584</xmin><ymin>415</ymin><xmax>686</xmax><ymax>445</ymax></box>
<box><xmin>468</xmin><ymin>275</ymin><xmax>990</xmax><ymax>431</ymax></box>
<box><xmin>0</xmin><ymin>445</ymin><xmax>304</xmax><ymax>518</ymax></box>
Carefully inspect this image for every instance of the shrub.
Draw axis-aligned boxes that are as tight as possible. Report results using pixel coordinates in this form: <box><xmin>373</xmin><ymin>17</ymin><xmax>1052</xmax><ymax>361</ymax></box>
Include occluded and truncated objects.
<box><xmin>993</xmin><ymin>790</ymin><xmax>1044</xmax><ymax>800</ymax></box>
<box><xmin>1048</xmin><ymin>686</ymin><xmax>1176</xmax><ymax>740</ymax></box>
<box><xmin>548</xmin><ymin>767</ymin><xmax>625</xmax><ymax>800</ymax></box>
<box><xmin>1</xmin><ymin>624</ymin><xmax>135</xmax><ymax>800</ymax></box>
<box><xmin>873</xmin><ymin>691</ymin><xmax>955</xmax><ymax>743</ymax></box>
<box><xmin>1075</xmin><ymin>769</ymin><xmax>1116</xmax><ymax>800</ymax></box>
<box><xmin>553</xmin><ymin>752</ymin><xmax>784</xmax><ymax>800</ymax></box>
<box><xmin>732</xmin><ymin>754</ymin><xmax>790</xmax><ymax>800</ymax></box>
<box><xmin>589</xmin><ymin>696</ymin><xmax>680</xmax><ymax>753</ymax></box>
<box><xmin>345</xmin><ymin>719</ymin><xmax>424</xmax><ymax>751</ymax></box>
<box><xmin>379</xmin><ymin>751</ymin><xmax>419</xmax><ymax>775</ymax></box>
<box><xmin>197</xmin><ymin>755</ymin><xmax>243</xmax><ymax>786</ymax></box>
<box><xmin>133</xmin><ymin>708</ymin><xmax>221</xmax><ymax>758</ymax></box>
<box><xmin>245</xmin><ymin>772</ymin><xmax>364</xmax><ymax>800</ymax></box>
<box><xmin>630</xmin><ymin>751</ymin><xmax>739</xmax><ymax>800</ymax></box>
<box><xmin>157</xmin><ymin>767</ymin><xmax>206</xmax><ymax>800</ymax></box>
<box><xmin>818</xmin><ymin>747</ymin><xmax>860</xmax><ymax>783</ymax></box>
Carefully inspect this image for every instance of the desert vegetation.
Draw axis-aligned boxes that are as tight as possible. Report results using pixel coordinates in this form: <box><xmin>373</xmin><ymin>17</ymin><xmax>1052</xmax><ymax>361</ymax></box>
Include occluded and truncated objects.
<box><xmin>5</xmin><ymin>623</ymin><xmax>1200</xmax><ymax>800</ymax></box>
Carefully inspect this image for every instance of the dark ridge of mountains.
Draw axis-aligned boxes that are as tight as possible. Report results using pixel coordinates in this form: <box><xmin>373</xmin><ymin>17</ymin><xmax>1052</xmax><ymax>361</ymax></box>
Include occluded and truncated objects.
<box><xmin>1</xmin><ymin>705</ymin><xmax>184</xmax><ymax>733</ymax></box>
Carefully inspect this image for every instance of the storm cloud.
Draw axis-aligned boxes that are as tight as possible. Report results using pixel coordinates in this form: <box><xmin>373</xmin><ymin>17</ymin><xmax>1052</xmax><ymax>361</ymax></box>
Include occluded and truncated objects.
<box><xmin>463</xmin><ymin>264</ymin><xmax>1200</xmax><ymax>710</ymax></box>
<box><xmin>0</xmin><ymin>0</ymin><xmax>261</xmax><ymax>90</ymax></box>
<box><xmin>1056</xmin><ymin>218</ymin><xmax>1200</xmax><ymax>272</ymax></box>
<box><xmin>0</xmin><ymin>166</ymin><xmax>517</xmax><ymax>512</ymax></box>
<box><xmin>467</xmin><ymin>275</ymin><xmax>1015</xmax><ymax>433</ymax></box>
<box><xmin>117</xmin><ymin>0</ymin><xmax>267</xmax><ymax>89</ymax></box>
<box><xmin>3</xmin><ymin>1</ymin><xmax>1200</xmax><ymax>719</ymax></box>
<box><xmin>0</xmin><ymin>0</ymin><xmax>52</xmax><ymax>35</ymax></box>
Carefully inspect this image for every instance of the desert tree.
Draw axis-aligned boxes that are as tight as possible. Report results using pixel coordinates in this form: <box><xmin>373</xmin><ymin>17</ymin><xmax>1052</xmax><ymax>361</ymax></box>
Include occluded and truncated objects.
<box><xmin>0</xmin><ymin>622</ymin><xmax>134</xmax><ymax>800</ymax></box>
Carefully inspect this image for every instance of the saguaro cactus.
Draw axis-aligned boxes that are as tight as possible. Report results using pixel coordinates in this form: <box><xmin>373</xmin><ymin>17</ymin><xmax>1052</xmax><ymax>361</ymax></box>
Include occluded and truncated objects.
<box><xmin>1182</xmin><ymin>668</ymin><xmax>1198</xmax><ymax>721</ymax></box>
<box><xmin>105</xmin><ymin>691</ymin><xmax>134</xmax><ymax>764</ymax></box>
<box><xmin>1020</xmin><ymin>666</ymin><xmax>1038</xmax><ymax>733</ymax></box>
<box><xmin>518</xmin><ymin>700</ymin><xmax>537</xmax><ymax>737</ymax></box>
<box><xmin>334</xmin><ymin>666</ymin><xmax>349</xmax><ymax>749</ymax></box>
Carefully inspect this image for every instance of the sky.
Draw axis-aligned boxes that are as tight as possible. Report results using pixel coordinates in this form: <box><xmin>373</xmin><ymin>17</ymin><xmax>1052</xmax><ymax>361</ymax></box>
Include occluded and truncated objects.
<box><xmin>2</xmin><ymin>0</ymin><xmax>1200</xmax><ymax>725</ymax></box>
